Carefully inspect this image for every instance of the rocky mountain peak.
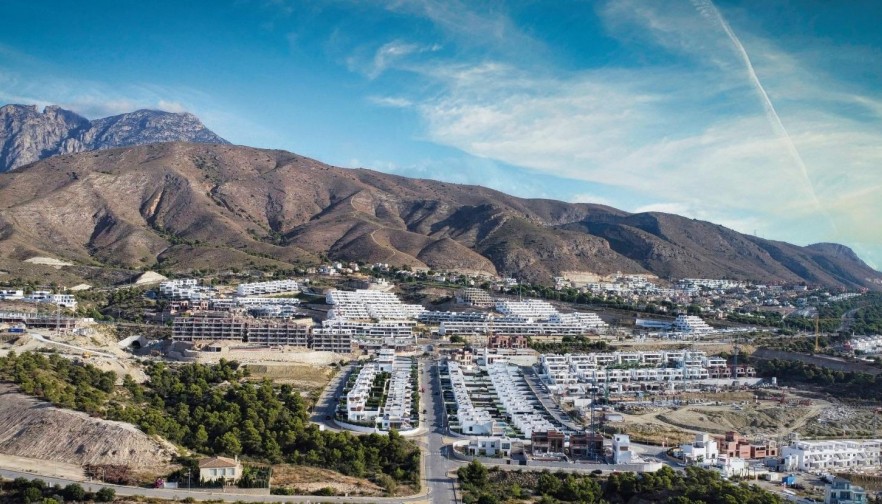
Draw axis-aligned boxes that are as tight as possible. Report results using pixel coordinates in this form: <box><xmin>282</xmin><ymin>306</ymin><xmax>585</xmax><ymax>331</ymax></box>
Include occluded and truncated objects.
<box><xmin>0</xmin><ymin>103</ymin><xmax>229</xmax><ymax>172</ymax></box>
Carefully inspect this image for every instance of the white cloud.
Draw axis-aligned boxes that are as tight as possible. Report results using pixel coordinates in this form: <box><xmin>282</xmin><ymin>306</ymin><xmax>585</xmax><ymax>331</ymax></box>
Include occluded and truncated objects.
<box><xmin>368</xmin><ymin>1</ymin><xmax>882</xmax><ymax>264</ymax></box>
<box><xmin>368</xmin><ymin>96</ymin><xmax>413</xmax><ymax>108</ymax></box>
<box><xmin>348</xmin><ymin>40</ymin><xmax>440</xmax><ymax>79</ymax></box>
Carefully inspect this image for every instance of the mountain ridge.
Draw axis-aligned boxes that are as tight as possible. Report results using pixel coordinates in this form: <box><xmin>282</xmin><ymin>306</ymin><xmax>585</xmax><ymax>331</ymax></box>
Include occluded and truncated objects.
<box><xmin>0</xmin><ymin>141</ymin><xmax>878</xmax><ymax>289</ymax></box>
<box><xmin>0</xmin><ymin>103</ymin><xmax>228</xmax><ymax>172</ymax></box>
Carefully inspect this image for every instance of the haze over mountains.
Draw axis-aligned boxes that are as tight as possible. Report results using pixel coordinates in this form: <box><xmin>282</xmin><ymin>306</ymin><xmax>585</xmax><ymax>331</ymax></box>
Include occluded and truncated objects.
<box><xmin>0</xmin><ymin>104</ymin><xmax>228</xmax><ymax>172</ymax></box>
<box><xmin>0</xmin><ymin>135</ymin><xmax>878</xmax><ymax>289</ymax></box>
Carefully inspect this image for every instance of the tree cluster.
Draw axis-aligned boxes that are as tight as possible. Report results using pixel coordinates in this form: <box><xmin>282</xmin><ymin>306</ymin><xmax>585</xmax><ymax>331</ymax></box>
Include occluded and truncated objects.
<box><xmin>529</xmin><ymin>336</ymin><xmax>612</xmax><ymax>354</ymax></box>
<box><xmin>1</xmin><ymin>478</ymin><xmax>114</xmax><ymax>503</ymax></box>
<box><xmin>0</xmin><ymin>352</ymin><xmax>420</xmax><ymax>489</ymax></box>
<box><xmin>457</xmin><ymin>462</ymin><xmax>785</xmax><ymax>504</ymax></box>
<box><xmin>754</xmin><ymin>358</ymin><xmax>881</xmax><ymax>400</ymax></box>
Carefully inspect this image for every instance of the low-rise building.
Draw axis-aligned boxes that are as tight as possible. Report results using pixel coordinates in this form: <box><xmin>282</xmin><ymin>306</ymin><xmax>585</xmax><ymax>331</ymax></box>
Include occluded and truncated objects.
<box><xmin>681</xmin><ymin>433</ymin><xmax>719</xmax><ymax>463</ymax></box>
<box><xmin>782</xmin><ymin>438</ymin><xmax>882</xmax><ymax>472</ymax></box>
<box><xmin>531</xmin><ymin>430</ymin><xmax>565</xmax><ymax>455</ymax></box>
<box><xmin>467</xmin><ymin>437</ymin><xmax>516</xmax><ymax>457</ymax></box>
<box><xmin>825</xmin><ymin>479</ymin><xmax>867</xmax><ymax>504</ymax></box>
<box><xmin>198</xmin><ymin>456</ymin><xmax>242</xmax><ymax>483</ymax></box>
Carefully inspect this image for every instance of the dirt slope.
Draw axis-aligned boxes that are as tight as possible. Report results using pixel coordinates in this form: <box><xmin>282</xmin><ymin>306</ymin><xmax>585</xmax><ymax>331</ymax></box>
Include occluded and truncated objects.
<box><xmin>0</xmin><ymin>384</ymin><xmax>176</xmax><ymax>475</ymax></box>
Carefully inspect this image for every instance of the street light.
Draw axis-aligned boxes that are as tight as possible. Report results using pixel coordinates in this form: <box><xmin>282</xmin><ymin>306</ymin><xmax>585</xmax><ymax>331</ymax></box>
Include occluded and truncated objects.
<box><xmin>187</xmin><ymin>469</ymin><xmax>191</xmax><ymax>490</ymax></box>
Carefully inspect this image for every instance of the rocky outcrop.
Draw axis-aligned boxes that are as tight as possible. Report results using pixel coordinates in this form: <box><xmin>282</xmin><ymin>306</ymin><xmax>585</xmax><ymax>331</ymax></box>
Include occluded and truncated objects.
<box><xmin>0</xmin><ymin>104</ymin><xmax>228</xmax><ymax>172</ymax></box>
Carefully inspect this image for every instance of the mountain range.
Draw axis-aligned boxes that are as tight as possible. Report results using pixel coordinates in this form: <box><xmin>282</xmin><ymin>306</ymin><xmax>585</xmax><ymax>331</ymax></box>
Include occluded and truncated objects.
<box><xmin>0</xmin><ymin>104</ymin><xmax>228</xmax><ymax>172</ymax></box>
<box><xmin>0</xmin><ymin>138</ymin><xmax>878</xmax><ymax>289</ymax></box>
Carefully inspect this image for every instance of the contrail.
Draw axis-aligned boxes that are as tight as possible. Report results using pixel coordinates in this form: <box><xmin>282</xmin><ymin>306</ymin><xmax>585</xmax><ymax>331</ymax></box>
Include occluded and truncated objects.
<box><xmin>691</xmin><ymin>0</ymin><xmax>822</xmax><ymax>209</ymax></box>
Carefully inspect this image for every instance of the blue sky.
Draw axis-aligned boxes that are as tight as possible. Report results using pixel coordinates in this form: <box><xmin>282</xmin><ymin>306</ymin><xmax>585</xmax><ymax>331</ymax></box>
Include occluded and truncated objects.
<box><xmin>2</xmin><ymin>0</ymin><xmax>881</xmax><ymax>271</ymax></box>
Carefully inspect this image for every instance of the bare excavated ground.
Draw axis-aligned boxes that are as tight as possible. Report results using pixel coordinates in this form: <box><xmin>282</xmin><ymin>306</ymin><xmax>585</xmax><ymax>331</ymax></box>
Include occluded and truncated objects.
<box><xmin>243</xmin><ymin>363</ymin><xmax>337</xmax><ymax>392</ymax></box>
<box><xmin>617</xmin><ymin>388</ymin><xmax>881</xmax><ymax>443</ymax></box>
<box><xmin>270</xmin><ymin>464</ymin><xmax>385</xmax><ymax>496</ymax></box>
<box><xmin>0</xmin><ymin>384</ymin><xmax>177</xmax><ymax>480</ymax></box>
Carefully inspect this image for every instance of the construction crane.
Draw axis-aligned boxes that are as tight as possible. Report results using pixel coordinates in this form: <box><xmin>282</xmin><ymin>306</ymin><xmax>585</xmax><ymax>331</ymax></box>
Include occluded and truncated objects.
<box><xmin>811</xmin><ymin>315</ymin><xmax>842</xmax><ymax>353</ymax></box>
<box><xmin>873</xmin><ymin>408</ymin><xmax>882</xmax><ymax>437</ymax></box>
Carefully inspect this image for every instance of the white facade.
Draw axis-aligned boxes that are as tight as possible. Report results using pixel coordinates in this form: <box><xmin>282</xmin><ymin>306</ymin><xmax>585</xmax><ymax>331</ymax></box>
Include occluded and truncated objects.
<box><xmin>236</xmin><ymin>279</ymin><xmax>299</xmax><ymax>297</ymax></box>
<box><xmin>671</xmin><ymin>315</ymin><xmax>714</xmax><ymax>335</ymax></box>
<box><xmin>782</xmin><ymin>439</ymin><xmax>882</xmax><ymax>472</ymax></box>
<box><xmin>347</xmin><ymin>363</ymin><xmax>380</xmax><ymax>423</ymax></box>
<box><xmin>467</xmin><ymin>437</ymin><xmax>515</xmax><ymax>457</ymax></box>
<box><xmin>540</xmin><ymin>351</ymin><xmax>751</xmax><ymax>395</ymax></box>
<box><xmin>0</xmin><ymin>290</ymin><xmax>24</xmax><ymax>300</ymax></box>
<box><xmin>448</xmin><ymin>361</ymin><xmax>500</xmax><ymax>436</ymax></box>
<box><xmin>681</xmin><ymin>433</ymin><xmax>719</xmax><ymax>463</ymax></box>
<box><xmin>495</xmin><ymin>299</ymin><xmax>559</xmax><ymax>321</ymax></box>
<box><xmin>487</xmin><ymin>362</ymin><xmax>556</xmax><ymax>438</ymax></box>
<box><xmin>326</xmin><ymin>289</ymin><xmax>425</xmax><ymax>321</ymax></box>
<box><xmin>613</xmin><ymin>434</ymin><xmax>632</xmax><ymax>464</ymax></box>
<box><xmin>159</xmin><ymin>279</ymin><xmax>212</xmax><ymax>301</ymax></box>
<box><xmin>50</xmin><ymin>294</ymin><xmax>77</xmax><ymax>310</ymax></box>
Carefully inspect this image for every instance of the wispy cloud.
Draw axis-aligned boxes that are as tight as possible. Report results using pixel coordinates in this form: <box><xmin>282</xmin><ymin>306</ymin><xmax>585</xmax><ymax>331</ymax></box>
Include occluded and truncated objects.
<box><xmin>342</xmin><ymin>0</ymin><xmax>882</xmax><ymax>263</ymax></box>
<box><xmin>347</xmin><ymin>40</ymin><xmax>440</xmax><ymax>79</ymax></box>
<box><xmin>369</xmin><ymin>96</ymin><xmax>413</xmax><ymax>108</ymax></box>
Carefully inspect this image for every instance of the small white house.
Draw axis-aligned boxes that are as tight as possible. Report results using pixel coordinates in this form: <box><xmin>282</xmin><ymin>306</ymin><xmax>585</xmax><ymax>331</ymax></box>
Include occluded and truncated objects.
<box><xmin>467</xmin><ymin>437</ymin><xmax>515</xmax><ymax>457</ymax></box>
<box><xmin>198</xmin><ymin>456</ymin><xmax>242</xmax><ymax>483</ymax></box>
<box><xmin>714</xmin><ymin>456</ymin><xmax>748</xmax><ymax>478</ymax></box>
<box><xmin>681</xmin><ymin>433</ymin><xmax>719</xmax><ymax>464</ymax></box>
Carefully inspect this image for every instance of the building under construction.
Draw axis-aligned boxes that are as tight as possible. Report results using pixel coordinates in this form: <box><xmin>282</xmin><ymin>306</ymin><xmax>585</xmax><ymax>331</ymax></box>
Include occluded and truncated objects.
<box><xmin>173</xmin><ymin>315</ymin><xmax>352</xmax><ymax>352</ymax></box>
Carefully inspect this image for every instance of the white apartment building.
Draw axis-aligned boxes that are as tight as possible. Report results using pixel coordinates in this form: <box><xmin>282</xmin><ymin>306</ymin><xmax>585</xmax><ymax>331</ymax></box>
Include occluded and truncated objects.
<box><xmin>377</xmin><ymin>355</ymin><xmax>416</xmax><ymax>431</ymax></box>
<box><xmin>235</xmin><ymin>279</ymin><xmax>299</xmax><ymax>297</ymax></box>
<box><xmin>16</xmin><ymin>291</ymin><xmax>78</xmax><ymax>310</ymax></box>
<box><xmin>159</xmin><ymin>279</ymin><xmax>212</xmax><ymax>301</ymax></box>
<box><xmin>0</xmin><ymin>289</ymin><xmax>24</xmax><ymax>300</ymax></box>
<box><xmin>447</xmin><ymin>361</ymin><xmax>502</xmax><ymax>436</ymax></box>
<box><xmin>234</xmin><ymin>296</ymin><xmax>300</xmax><ymax>307</ymax></box>
<box><xmin>846</xmin><ymin>335</ymin><xmax>882</xmax><ymax>354</ymax></box>
<box><xmin>671</xmin><ymin>315</ymin><xmax>714</xmax><ymax>335</ymax></box>
<box><xmin>487</xmin><ymin>362</ymin><xmax>556</xmax><ymax>438</ymax></box>
<box><xmin>495</xmin><ymin>300</ymin><xmax>559</xmax><ymax>321</ymax></box>
<box><xmin>467</xmin><ymin>437</ymin><xmax>516</xmax><ymax>457</ymax></box>
<box><xmin>321</xmin><ymin>319</ymin><xmax>415</xmax><ymax>350</ymax></box>
<box><xmin>549</xmin><ymin>312</ymin><xmax>608</xmax><ymax>330</ymax></box>
<box><xmin>782</xmin><ymin>439</ymin><xmax>882</xmax><ymax>472</ymax></box>
<box><xmin>679</xmin><ymin>279</ymin><xmax>743</xmax><ymax>291</ymax></box>
<box><xmin>541</xmin><ymin>351</ymin><xmax>746</xmax><ymax>394</ymax></box>
<box><xmin>49</xmin><ymin>294</ymin><xmax>77</xmax><ymax>310</ymax></box>
<box><xmin>681</xmin><ymin>433</ymin><xmax>719</xmax><ymax>463</ymax></box>
<box><xmin>326</xmin><ymin>289</ymin><xmax>425</xmax><ymax>321</ymax></box>
<box><xmin>438</xmin><ymin>312</ymin><xmax>605</xmax><ymax>337</ymax></box>
<box><xmin>347</xmin><ymin>363</ymin><xmax>380</xmax><ymax>423</ymax></box>
<box><xmin>418</xmin><ymin>311</ymin><xmax>491</xmax><ymax>324</ymax></box>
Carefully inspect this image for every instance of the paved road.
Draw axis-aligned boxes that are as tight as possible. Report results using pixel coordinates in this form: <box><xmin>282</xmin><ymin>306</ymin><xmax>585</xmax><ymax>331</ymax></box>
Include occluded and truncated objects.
<box><xmin>309</xmin><ymin>362</ymin><xmax>354</xmax><ymax>431</ymax></box>
<box><xmin>421</xmin><ymin>358</ymin><xmax>459</xmax><ymax>504</ymax></box>
<box><xmin>0</xmin><ymin>466</ymin><xmax>438</xmax><ymax>503</ymax></box>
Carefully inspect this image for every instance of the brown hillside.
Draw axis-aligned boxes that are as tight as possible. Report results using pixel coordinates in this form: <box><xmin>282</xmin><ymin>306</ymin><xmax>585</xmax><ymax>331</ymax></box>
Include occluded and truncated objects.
<box><xmin>0</xmin><ymin>142</ymin><xmax>878</xmax><ymax>288</ymax></box>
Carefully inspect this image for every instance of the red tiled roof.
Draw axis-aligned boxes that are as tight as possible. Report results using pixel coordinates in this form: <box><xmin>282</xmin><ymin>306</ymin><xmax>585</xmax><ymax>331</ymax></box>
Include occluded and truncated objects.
<box><xmin>198</xmin><ymin>456</ymin><xmax>239</xmax><ymax>469</ymax></box>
